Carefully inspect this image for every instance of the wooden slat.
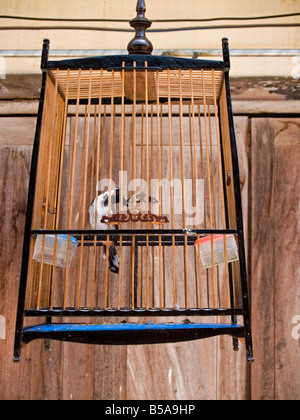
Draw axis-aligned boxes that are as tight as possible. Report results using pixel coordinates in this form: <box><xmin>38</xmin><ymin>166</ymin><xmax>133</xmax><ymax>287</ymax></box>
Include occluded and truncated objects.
<box><xmin>250</xmin><ymin>118</ymin><xmax>276</xmax><ymax>400</ymax></box>
<box><xmin>50</xmin><ymin>68</ymin><xmax>224</xmax><ymax>102</ymax></box>
<box><xmin>251</xmin><ymin>118</ymin><xmax>300</xmax><ymax>400</ymax></box>
<box><xmin>126</xmin><ymin>341</ymin><xmax>217</xmax><ymax>399</ymax></box>
<box><xmin>0</xmin><ymin>117</ymin><xmax>37</xmax><ymax>145</ymax></box>
<box><xmin>0</xmin><ymin>145</ymin><xmax>63</xmax><ymax>400</ymax></box>
<box><xmin>273</xmin><ymin>119</ymin><xmax>300</xmax><ymax>400</ymax></box>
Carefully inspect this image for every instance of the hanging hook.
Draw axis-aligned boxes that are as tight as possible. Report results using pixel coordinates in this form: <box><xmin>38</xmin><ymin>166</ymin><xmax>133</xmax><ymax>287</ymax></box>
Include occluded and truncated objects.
<box><xmin>42</xmin><ymin>198</ymin><xmax>57</xmax><ymax>215</ymax></box>
<box><xmin>227</xmin><ymin>171</ymin><xmax>232</xmax><ymax>186</ymax></box>
<box><xmin>47</xmin><ymin>206</ymin><xmax>57</xmax><ymax>215</ymax></box>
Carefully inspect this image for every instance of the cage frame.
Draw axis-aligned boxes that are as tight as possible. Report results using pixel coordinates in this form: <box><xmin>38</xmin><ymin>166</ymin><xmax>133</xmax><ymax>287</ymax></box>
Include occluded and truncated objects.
<box><xmin>14</xmin><ymin>38</ymin><xmax>253</xmax><ymax>363</ymax></box>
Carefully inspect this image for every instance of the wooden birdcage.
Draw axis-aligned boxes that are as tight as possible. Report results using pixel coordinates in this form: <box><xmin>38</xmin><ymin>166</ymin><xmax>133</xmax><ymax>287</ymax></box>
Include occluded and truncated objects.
<box><xmin>14</xmin><ymin>1</ymin><xmax>253</xmax><ymax>363</ymax></box>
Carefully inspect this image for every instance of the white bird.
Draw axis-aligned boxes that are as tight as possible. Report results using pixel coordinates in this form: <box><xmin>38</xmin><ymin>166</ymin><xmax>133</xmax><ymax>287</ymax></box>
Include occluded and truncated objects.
<box><xmin>89</xmin><ymin>188</ymin><xmax>120</xmax><ymax>274</ymax></box>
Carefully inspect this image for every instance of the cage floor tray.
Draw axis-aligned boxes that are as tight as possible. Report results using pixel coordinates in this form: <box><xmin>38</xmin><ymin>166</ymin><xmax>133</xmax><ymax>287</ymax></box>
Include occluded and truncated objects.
<box><xmin>22</xmin><ymin>322</ymin><xmax>244</xmax><ymax>346</ymax></box>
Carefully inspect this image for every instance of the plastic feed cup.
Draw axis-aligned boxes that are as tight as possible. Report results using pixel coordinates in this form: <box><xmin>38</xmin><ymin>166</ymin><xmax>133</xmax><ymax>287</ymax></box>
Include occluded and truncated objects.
<box><xmin>195</xmin><ymin>234</ymin><xmax>239</xmax><ymax>269</ymax></box>
<box><xmin>33</xmin><ymin>234</ymin><xmax>78</xmax><ymax>268</ymax></box>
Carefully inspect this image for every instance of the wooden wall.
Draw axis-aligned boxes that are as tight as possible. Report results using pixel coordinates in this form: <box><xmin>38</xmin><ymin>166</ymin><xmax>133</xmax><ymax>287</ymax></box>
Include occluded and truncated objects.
<box><xmin>0</xmin><ymin>105</ymin><xmax>299</xmax><ymax>399</ymax></box>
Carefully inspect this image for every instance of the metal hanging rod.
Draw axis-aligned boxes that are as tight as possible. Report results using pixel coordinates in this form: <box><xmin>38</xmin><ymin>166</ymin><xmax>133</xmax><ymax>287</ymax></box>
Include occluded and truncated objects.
<box><xmin>1</xmin><ymin>12</ymin><xmax>300</xmax><ymax>22</ymax></box>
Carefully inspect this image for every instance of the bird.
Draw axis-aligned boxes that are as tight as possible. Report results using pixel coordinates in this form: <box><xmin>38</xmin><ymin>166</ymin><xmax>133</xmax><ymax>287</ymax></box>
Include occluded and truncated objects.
<box><xmin>89</xmin><ymin>188</ymin><xmax>121</xmax><ymax>274</ymax></box>
<box><xmin>127</xmin><ymin>190</ymin><xmax>159</xmax><ymax>213</ymax></box>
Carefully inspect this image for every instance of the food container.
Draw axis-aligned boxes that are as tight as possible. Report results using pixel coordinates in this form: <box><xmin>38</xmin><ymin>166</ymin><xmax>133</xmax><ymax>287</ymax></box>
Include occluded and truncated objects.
<box><xmin>33</xmin><ymin>234</ymin><xmax>78</xmax><ymax>268</ymax></box>
<box><xmin>194</xmin><ymin>234</ymin><xmax>239</xmax><ymax>269</ymax></box>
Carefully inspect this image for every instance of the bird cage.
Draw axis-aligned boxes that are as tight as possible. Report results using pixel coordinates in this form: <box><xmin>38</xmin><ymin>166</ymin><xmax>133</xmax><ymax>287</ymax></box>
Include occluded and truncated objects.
<box><xmin>14</xmin><ymin>1</ymin><xmax>253</xmax><ymax>363</ymax></box>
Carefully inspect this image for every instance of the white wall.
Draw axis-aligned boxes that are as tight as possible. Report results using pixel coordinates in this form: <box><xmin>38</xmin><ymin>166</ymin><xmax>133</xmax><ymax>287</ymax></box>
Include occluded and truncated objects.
<box><xmin>0</xmin><ymin>0</ymin><xmax>299</xmax><ymax>76</ymax></box>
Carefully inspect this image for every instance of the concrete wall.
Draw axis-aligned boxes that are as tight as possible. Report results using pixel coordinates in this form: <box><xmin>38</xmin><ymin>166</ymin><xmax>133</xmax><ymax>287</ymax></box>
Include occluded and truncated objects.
<box><xmin>0</xmin><ymin>0</ymin><xmax>299</xmax><ymax>76</ymax></box>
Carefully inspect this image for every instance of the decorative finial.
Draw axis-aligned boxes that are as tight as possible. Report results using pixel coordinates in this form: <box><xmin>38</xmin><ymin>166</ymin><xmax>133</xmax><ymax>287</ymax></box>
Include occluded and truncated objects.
<box><xmin>127</xmin><ymin>0</ymin><xmax>153</xmax><ymax>55</ymax></box>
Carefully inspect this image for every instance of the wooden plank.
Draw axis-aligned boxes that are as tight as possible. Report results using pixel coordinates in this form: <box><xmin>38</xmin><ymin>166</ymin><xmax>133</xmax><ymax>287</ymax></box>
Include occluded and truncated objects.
<box><xmin>273</xmin><ymin>119</ymin><xmax>300</xmax><ymax>400</ymax></box>
<box><xmin>0</xmin><ymin>145</ymin><xmax>32</xmax><ymax>399</ymax></box>
<box><xmin>251</xmin><ymin>118</ymin><xmax>300</xmax><ymax>400</ymax></box>
<box><xmin>0</xmin><ymin>100</ymin><xmax>39</xmax><ymax>115</ymax></box>
<box><xmin>126</xmin><ymin>340</ymin><xmax>217</xmax><ymax>400</ymax></box>
<box><xmin>61</xmin><ymin>342</ymin><xmax>95</xmax><ymax>400</ymax></box>
<box><xmin>232</xmin><ymin>100</ymin><xmax>300</xmax><ymax>116</ymax></box>
<box><xmin>0</xmin><ymin>117</ymin><xmax>36</xmax><ymax>145</ymax></box>
<box><xmin>0</xmin><ymin>145</ymin><xmax>63</xmax><ymax>400</ymax></box>
<box><xmin>0</xmin><ymin>74</ymin><xmax>41</xmax><ymax>100</ymax></box>
<box><xmin>250</xmin><ymin>118</ymin><xmax>276</xmax><ymax>400</ymax></box>
<box><xmin>230</xmin><ymin>77</ymin><xmax>300</xmax><ymax>102</ymax></box>
<box><xmin>93</xmin><ymin>345</ymin><xmax>127</xmax><ymax>400</ymax></box>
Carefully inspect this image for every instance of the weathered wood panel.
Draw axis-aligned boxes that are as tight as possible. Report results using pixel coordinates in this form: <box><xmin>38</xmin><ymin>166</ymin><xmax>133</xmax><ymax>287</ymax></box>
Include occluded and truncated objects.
<box><xmin>251</xmin><ymin>118</ymin><xmax>300</xmax><ymax>400</ymax></box>
<box><xmin>0</xmin><ymin>117</ymin><xmax>36</xmax><ymax>145</ymax></box>
<box><xmin>273</xmin><ymin>119</ymin><xmax>300</xmax><ymax>400</ymax></box>
<box><xmin>0</xmin><ymin>145</ymin><xmax>56</xmax><ymax>400</ymax></box>
<box><xmin>250</xmin><ymin>118</ymin><xmax>276</xmax><ymax>400</ymax></box>
<box><xmin>0</xmin><ymin>115</ymin><xmax>299</xmax><ymax>400</ymax></box>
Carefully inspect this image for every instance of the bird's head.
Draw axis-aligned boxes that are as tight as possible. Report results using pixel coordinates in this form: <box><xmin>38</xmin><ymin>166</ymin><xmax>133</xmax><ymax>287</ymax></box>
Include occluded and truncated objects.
<box><xmin>100</xmin><ymin>188</ymin><xmax>120</xmax><ymax>207</ymax></box>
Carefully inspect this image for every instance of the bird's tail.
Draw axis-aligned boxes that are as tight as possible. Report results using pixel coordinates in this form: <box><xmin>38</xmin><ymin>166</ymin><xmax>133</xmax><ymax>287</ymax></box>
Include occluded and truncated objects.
<box><xmin>103</xmin><ymin>243</ymin><xmax>119</xmax><ymax>274</ymax></box>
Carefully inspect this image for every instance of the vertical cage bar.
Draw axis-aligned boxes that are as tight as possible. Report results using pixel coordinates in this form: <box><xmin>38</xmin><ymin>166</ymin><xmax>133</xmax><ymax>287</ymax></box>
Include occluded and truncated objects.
<box><xmin>160</xmin><ymin>103</ymin><xmax>166</xmax><ymax>308</ymax></box>
<box><xmin>89</xmin><ymin>103</ymin><xmax>97</xmax><ymax>307</ymax></box>
<box><xmin>178</xmin><ymin>69</ymin><xmax>189</xmax><ymax>309</ymax></box>
<box><xmin>197</xmin><ymin>103</ymin><xmax>207</xmax><ymax>307</ymax></box>
<box><xmin>118</xmin><ymin>63</ymin><xmax>125</xmax><ymax>310</ymax></box>
<box><xmin>130</xmin><ymin>63</ymin><xmax>137</xmax><ymax>309</ymax></box>
<box><xmin>201</xmin><ymin>69</ymin><xmax>217</xmax><ymax>308</ymax></box>
<box><xmin>145</xmin><ymin>63</ymin><xmax>150</xmax><ymax>309</ymax></box>
<box><xmin>78</xmin><ymin>105</ymin><xmax>88</xmax><ymax>306</ymax></box>
<box><xmin>212</xmin><ymin>70</ymin><xmax>231</xmax><ymax>308</ymax></box>
<box><xmin>50</xmin><ymin>69</ymin><xmax>70</xmax><ymax>309</ymax></box>
<box><xmin>139</xmin><ymin>104</ymin><xmax>144</xmax><ymax>307</ymax></box>
<box><xmin>189</xmin><ymin>70</ymin><xmax>203</xmax><ymax>309</ymax></box>
<box><xmin>156</xmin><ymin>72</ymin><xmax>163</xmax><ymax>309</ymax></box>
<box><xmin>64</xmin><ymin>69</ymin><xmax>80</xmax><ymax>309</ymax></box>
<box><xmin>150</xmin><ymin>104</ymin><xmax>155</xmax><ymax>307</ymax></box>
<box><xmin>76</xmin><ymin>70</ymin><xmax>92</xmax><ymax>309</ymax></box>
<box><xmin>104</xmin><ymin>70</ymin><xmax>116</xmax><ymax>309</ymax></box>
<box><xmin>91</xmin><ymin>69</ymin><xmax>104</xmax><ymax>309</ymax></box>
<box><xmin>167</xmin><ymin>69</ymin><xmax>177</xmax><ymax>308</ymax></box>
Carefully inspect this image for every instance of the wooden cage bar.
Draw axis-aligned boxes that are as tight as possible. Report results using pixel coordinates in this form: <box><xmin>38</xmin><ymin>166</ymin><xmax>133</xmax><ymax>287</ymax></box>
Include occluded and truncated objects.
<box><xmin>14</xmin><ymin>40</ymin><xmax>253</xmax><ymax>363</ymax></box>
